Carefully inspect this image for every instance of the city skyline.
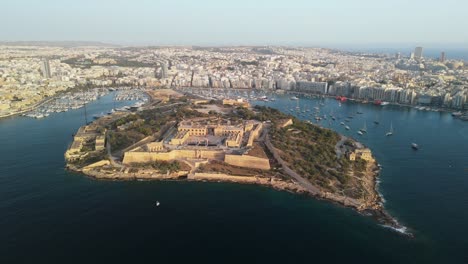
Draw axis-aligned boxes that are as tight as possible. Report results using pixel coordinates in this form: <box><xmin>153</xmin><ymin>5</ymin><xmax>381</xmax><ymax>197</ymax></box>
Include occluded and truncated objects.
<box><xmin>1</xmin><ymin>0</ymin><xmax>468</xmax><ymax>47</ymax></box>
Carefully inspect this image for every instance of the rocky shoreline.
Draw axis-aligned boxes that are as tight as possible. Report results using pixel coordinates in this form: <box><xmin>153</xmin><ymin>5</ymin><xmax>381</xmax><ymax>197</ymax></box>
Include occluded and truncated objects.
<box><xmin>66</xmin><ymin>161</ymin><xmax>410</xmax><ymax>237</ymax></box>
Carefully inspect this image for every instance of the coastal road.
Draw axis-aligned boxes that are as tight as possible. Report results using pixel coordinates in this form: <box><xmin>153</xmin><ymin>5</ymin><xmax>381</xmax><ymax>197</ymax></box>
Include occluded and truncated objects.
<box><xmin>106</xmin><ymin>134</ymin><xmax>124</xmax><ymax>168</ymax></box>
<box><xmin>335</xmin><ymin>135</ymin><xmax>347</xmax><ymax>159</ymax></box>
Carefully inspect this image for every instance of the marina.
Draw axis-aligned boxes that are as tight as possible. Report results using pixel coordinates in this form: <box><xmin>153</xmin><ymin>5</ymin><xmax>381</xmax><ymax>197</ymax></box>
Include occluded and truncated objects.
<box><xmin>21</xmin><ymin>87</ymin><xmax>149</xmax><ymax>119</ymax></box>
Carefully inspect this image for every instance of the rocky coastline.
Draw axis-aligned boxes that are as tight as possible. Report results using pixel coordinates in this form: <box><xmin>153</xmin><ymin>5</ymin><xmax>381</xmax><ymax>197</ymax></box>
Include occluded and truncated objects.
<box><xmin>64</xmin><ymin>91</ymin><xmax>410</xmax><ymax>237</ymax></box>
<box><xmin>66</xmin><ymin>159</ymin><xmax>410</xmax><ymax>237</ymax></box>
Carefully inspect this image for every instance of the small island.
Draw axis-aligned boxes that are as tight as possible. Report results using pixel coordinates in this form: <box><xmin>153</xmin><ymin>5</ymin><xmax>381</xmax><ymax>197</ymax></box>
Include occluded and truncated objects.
<box><xmin>65</xmin><ymin>89</ymin><xmax>404</xmax><ymax>232</ymax></box>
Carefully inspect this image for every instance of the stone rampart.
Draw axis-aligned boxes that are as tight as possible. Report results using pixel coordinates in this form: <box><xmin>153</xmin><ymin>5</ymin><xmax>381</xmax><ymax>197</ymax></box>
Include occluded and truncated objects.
<box><xmin>224</xmin><ymin>154</ymin><xmax>270</xmax><ymax>170</ymax></box>
<box><xmin>123</xmin><ymin>149</ymin><xmax>225</xmax><ymax>164</ymax></box>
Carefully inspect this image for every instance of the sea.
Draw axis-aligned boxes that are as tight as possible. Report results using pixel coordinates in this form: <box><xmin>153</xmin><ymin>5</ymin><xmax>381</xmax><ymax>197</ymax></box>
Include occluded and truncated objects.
<box><xmin>0</xmin><ymin>92</ymin><xmax>467</xmax><ymax>263</ymax></box>
<box><xmin>343</xmin><ymin>47</ymin><xmax>468</xmax><ymax>61</ymax></box>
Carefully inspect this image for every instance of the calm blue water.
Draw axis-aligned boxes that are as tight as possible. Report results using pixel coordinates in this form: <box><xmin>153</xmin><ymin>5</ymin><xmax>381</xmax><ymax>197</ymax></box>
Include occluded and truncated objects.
<box><xmin>0</xmin><ymin>93</ymin><xmax>467</xmax><ymax>263</ymax></box>
<box><xmin>344</xmin><ymin>47</ymin><xmax>468</xmax><ymax>61</ymax></box>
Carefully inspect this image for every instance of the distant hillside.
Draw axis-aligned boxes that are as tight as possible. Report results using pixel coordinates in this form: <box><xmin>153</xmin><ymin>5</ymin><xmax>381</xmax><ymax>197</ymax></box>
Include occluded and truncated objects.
<box><xmin>0</xmin><ymin>41</ymin><xmax>119</xmax><ymax>47</ymax></box>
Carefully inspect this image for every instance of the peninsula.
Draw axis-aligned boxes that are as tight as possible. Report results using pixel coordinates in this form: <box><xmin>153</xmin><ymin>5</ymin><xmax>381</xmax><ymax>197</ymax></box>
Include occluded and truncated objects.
<box><xmin>65</xmin><ymin>89</ymin><xmax>404</xmax><ymax>232</ymax></box>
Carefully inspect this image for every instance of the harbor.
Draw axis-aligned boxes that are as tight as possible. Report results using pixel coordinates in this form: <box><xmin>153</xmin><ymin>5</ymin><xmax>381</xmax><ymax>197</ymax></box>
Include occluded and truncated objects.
<box><xmin>176</xmin><ymin>87</ymin><xmax>467</xmax><ymax>121</ymax></box>
<box><xmin>0</xmin><ymin>89</ymin><xmax>467</xmax><ymax>263</ymax></box>
<box><xmin>21</xmin><ymin>87</ymin><xmax>149</xmax><ymax>119</ymax></box>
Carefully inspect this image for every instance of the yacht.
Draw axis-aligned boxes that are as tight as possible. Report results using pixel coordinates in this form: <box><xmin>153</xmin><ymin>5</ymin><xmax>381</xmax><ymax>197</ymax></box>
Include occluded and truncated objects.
<box><xmin>386</xmin><ymin>122</ymin><xmax>393</xmax><ymax>136</ymax></box>
<box><xmin>357</xmin><ymin>130</ymin><xmax>363</xmax><ymax>135</ymax></box>
<box><xmin>290</xmin><ymin>96</ymin><xmax>299</xmax><ymax>100</ymax></box>
<box><xmin>359</xmin><ymin>122</ymin><xmax>367</xmax><ymax>133</ymax></box>
<box><xmin>411</xmin><ymin>143</ymin><xmax>419</xmax><ymax>150</ymax></box>
<box><xmin>345</xmin><ymin>126</ymin><xmax>350</xmax><ymax>130</ymax></box>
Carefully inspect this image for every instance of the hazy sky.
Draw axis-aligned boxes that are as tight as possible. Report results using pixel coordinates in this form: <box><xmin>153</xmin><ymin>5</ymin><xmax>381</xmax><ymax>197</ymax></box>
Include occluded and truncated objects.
<box><xmin>2</xmin><ymin>0</ymin><xmax>468</xmax><ymax>47</ymax></box>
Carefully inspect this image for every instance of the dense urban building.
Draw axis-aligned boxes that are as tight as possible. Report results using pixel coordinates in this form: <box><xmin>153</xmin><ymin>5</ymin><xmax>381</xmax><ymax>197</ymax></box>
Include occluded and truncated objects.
<box><xmin>0</xmin><ymin>44</ymin><xmax>467</xmax><ymax>118</ymax></box>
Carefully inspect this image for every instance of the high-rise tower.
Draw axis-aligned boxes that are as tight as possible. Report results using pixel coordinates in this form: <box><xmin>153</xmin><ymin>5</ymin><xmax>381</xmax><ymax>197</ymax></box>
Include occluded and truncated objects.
<box><xmin>41</xmin><ymin>58</ymin><xmax>51</xmax><ymax>78</ymax></box>
<box><xmin>440</xmin><ymin>51</ymin><xmax>446</xmax><ymax>63</ymax></box>
<box><xmin>414</xmin><ymin>47</ymin><xmax>423</xmax><ymax>60</ymax></box>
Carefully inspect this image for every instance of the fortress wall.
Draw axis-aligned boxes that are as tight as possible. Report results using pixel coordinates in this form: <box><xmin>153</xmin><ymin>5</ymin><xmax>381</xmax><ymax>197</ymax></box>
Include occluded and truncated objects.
<box><xmin>83</xmin><ymin>160</ymin><xmax>111</xmax><ymax>169</ymax></box>
<box><xmin>122</xmin><ymin>149</ymin><xmax>225</xmax><ymax>164</ymax></box>
<box><xmin>123</xmin><ymin>152</ymin><xmax>175</xmax><ymax>164</ymax></box>
<box><xmin>224</xmin><ymin>154</ymin><xmax>270</xmax><ymax>170</ymax></box>
<box><xmin>191</xmin><ymin>173</ymin><xmax>258</xmax><ymax>183</ymax></box>
<box><xmin>247</xmin><ymin>123</ymin><xmax>263</xmax><ymax>147</ymax></box>
<box><xmin>199</xmin><ymin>150</ymin><xmax>225</xmax><ymax>160</ymax></box>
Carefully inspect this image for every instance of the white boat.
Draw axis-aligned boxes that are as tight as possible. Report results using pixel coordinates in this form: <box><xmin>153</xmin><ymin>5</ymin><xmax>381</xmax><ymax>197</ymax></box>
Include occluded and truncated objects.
<box><xmin>357</xmin><ymin>131</ymin><xmax>363</xmax><ymax>135</ymax></box>
<box><xmin>290</xmin><ymin>96</ymin><xmax>299</xmax><ymax>100</ymax></box>
<box><xmin>345</xmin><ymin>126</ymin><xmax>350</xmax><ymax>130</ymax></box>
<box><xmin>380</xmin><ymin>102</ymin><xmax>390</xmax><ymax>106</ymax></box>
<box><xmin>411</xmin><ymin>143</ymin><xmax>419</xmax><ymax>150</ymax></box>
<box><xmin>360</xmin><ymin>122</ymin><xmax>367</xmax><ymax>133</ymax></box>
<box><xmin>386</xmin><ymin>122</ymin><xmax>393</xmax><ymax>136</ymax></box>
<box><xmin>156</xmin><ymin>201</ymin><xmax>160</xmax><ymax>206</ymax></box>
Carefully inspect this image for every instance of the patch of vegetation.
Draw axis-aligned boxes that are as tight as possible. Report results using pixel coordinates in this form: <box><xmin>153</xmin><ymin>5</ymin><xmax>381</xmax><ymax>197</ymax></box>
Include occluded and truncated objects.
<box><xmin>108</xmin><ymin>131</ymin><xmax>145</xmax><ymax>151</ymax></box>
<box><xmin>198</xmin><ymin>160</ymin><xmax>266</xmax><ymax>176</ymax></box>
<box><xmin>130</xmin><ymin>160</ymin><xmax>188</xmax><ymax>174</ymax></box>
<box><xmin>151</xmin><ymin>160</ymin><xmax>181</xmax><ymax>174</ymax></box>
<box><xmin>253</xmin><ymin>106</ymin><xmax>368</xmax><ymax>199</ymax></box>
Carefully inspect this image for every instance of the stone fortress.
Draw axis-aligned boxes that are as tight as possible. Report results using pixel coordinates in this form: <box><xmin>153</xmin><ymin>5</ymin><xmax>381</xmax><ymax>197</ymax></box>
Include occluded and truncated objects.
<box><xmin>122</xmin><ymin>117</ymin><xmax>271</xmax><ymax>170</ymax></box>
<box><xmin>65</xmin><ymin>124</ymin><xmax>106</xmax><ymax>161</ymax></box>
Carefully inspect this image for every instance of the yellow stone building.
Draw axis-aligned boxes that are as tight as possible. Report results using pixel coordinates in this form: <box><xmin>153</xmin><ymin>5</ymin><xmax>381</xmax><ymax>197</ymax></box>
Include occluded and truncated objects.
<box><xmin>171</xmin><ymin>118</ymin><xmax>246</xmax><ymax>147</ymax></box>
<box><xmin>222</xmin><ymin>98</ymin><xmax>250</xmax><ymax>108</ymax></box>
<box><xmin>123</xmin><ymin>118</ymin><xmax>270</xmax><ymax>170</ymax></box>
<box><xmin>348</xmin><ymin>148</ymin><xmax>373</xmax><ymax>162</ymax></box>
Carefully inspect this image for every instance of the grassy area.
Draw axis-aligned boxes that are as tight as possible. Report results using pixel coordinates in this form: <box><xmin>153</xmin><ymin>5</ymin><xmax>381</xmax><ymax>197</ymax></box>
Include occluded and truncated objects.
<box><xmin>129</xmin><ymin>160</ymin><xmax>190</xmax><ymax>174</ymax></box>
<box><xmin>198</xmin><ymin>160</ymin><xmax>267</xmax><ymax>176</ymax></box>
<box><xmin>253</xmin><ymin>106</ymin><xmax>369</xmax><ymax>199</ymax></box>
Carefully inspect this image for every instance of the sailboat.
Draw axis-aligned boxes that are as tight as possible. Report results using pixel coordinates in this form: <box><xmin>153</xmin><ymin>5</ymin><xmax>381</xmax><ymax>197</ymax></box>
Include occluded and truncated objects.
<box><xmin>374</xmin><ymin>114</ymin><xmax>380</xmax><ymax>124</ymax></box>
<box><xmin>386</xmin><ymin>122</ymin><xmax>393</xmax><ymax>136</ymax></box>
<box><xmin>360</xmin><ymin>122</ymin><xmax>367</xmax><ymax>133</ymax></box>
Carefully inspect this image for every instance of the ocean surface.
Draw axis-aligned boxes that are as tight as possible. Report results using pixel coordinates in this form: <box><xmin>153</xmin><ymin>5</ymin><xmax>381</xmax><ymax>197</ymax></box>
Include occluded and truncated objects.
<box><xmin>0</xmin><ymin>92</ymin><xmax>467</xmax><ymax>263</ymax></box>
<box><xmin>343</xmin><ymin>47</ymin><xmax>468</xmax><ymax>61</ymax></box>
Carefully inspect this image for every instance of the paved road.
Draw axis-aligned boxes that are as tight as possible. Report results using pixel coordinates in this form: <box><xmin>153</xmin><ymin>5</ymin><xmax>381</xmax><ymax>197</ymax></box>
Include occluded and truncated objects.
<box><xmin>106</xmin><ymin>135</ymin><xmax>123</xmax><ymax>168</ymax></box>
<box><xmin>335</xmin><ymin>135</ymin><xmax>347</xmax><ymax>159</ymax></box>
